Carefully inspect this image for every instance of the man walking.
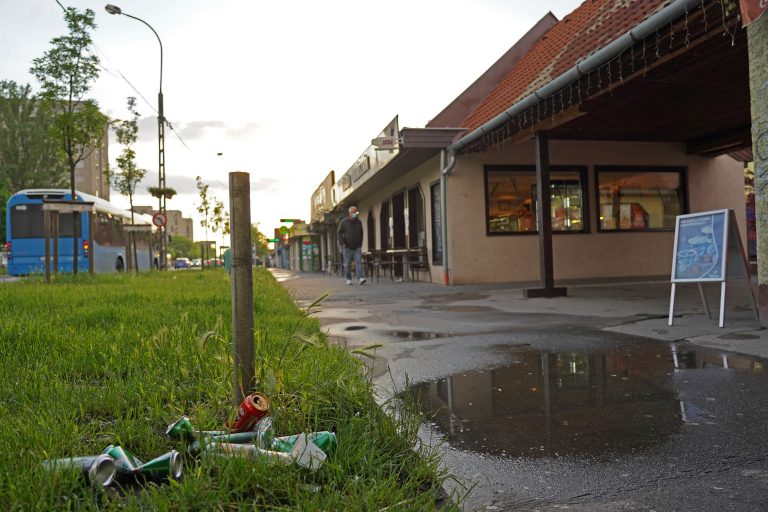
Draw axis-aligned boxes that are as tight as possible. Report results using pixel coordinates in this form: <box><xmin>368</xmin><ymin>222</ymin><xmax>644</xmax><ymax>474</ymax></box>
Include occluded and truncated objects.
<box><xmin>338</xmin><ymin>206</ymin><xmax>366</xmax><ymax>285</ymax></box>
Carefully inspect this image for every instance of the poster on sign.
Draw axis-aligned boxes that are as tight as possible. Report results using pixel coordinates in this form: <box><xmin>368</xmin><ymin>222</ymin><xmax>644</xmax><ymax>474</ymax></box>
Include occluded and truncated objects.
<box><xmin>672</xmin><ymin>210</ymin><xmax>727</xmax><ymax>282</ymax></box>
<box><xmin>668</xmin><ymin>209</ymin><xmax>758</xmax><ymax>327</ymax></box>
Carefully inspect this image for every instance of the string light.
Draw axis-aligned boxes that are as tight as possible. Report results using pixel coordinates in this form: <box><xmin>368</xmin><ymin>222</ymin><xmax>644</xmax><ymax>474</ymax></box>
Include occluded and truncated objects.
<box><xmin>684</xmin><ymin>8</ymin><xmax>691</xmax><ymax>46</ymax></box>
<box><xmin>701</xmin><ymin>0</ymin><xmax>708</xmax><ymax>32</ymax></box>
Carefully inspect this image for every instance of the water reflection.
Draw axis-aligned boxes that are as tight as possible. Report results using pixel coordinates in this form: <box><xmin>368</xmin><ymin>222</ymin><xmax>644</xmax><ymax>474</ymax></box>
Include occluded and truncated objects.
<box><xmin>410</xmin><ymin>344</ymin><xmax>764</xmax><ymax>458</ymax></box>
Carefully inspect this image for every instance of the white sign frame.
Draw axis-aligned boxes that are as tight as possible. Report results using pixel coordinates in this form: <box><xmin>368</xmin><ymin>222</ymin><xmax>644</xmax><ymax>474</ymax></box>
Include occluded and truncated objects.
<box><xmin>668</xmin><ymin>209</ymin><xmax>758</xmax><ymax>327</ymax></box>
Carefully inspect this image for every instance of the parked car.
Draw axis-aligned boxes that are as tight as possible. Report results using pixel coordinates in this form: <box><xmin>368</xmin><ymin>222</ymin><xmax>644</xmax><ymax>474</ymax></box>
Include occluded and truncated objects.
<box><xmin>190</xmin><ymin>258</ymin><xmax>202</xmax><ymax>268</ymax></box>
<box><xmin>174</xmin><ymin>257</ymin><xmax>191</xmax><ymax>269</ymax></box>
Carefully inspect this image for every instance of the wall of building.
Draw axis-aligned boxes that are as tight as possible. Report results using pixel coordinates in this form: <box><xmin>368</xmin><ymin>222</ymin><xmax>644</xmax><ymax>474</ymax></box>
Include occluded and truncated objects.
<box><xmin>447</xmin><ymin>140</ymin><xmax>746</xmax><ymax>285</ymax></box>
<box><xmin>356</xmin><ymin>155</ymin><xmax>444</xmax><ymax>281</ymax></box>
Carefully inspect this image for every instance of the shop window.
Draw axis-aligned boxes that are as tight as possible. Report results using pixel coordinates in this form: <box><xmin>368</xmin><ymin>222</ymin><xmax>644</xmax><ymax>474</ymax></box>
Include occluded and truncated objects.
<box><xmin>485</xmin><ymin>166</ymin><xmax>587</xmax><ymax>235</ymax></box>
<box><xmin>596</xmin><ymin>167</ymin><xmax>685</xmax><ymax>231</ymax></box>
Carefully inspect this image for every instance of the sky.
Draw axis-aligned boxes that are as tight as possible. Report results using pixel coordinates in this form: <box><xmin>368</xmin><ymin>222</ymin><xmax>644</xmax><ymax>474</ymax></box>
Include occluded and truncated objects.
<box><xmin>0</xmin><ymin>0</ymin><xmax>583</xmax><ymax>242</ymax></box>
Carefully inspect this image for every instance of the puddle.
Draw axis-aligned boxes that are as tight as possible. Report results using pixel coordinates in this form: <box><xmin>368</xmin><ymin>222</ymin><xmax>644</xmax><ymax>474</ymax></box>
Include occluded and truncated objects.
<box><xmin>387</xmin><ymin>331</ymin><xmax>447</xmax><ymax>340</ymax></box>
<box><xmin>344</xmin><ymin>325</ymin><xmax>367</xmax><ymax>331</ymax></box>
<box><xmin>409</xmin><ymin>343</ymin><xmax>765</xmax><ymax>459</ymax></box>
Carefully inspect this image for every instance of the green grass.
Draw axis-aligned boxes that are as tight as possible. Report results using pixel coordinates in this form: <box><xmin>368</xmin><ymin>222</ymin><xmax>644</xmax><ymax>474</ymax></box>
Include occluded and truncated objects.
<box><xmin>0</xmin><ymin>270</ymin><xmax>457</xmax><ymax>510</ymax></box>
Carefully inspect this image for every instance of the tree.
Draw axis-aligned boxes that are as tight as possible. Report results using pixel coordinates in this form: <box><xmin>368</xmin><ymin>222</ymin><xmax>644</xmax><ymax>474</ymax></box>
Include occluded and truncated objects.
<box><xmin>196</xmin><ymin>176</ymin><xmax>212</xmax><ymax>265</ymax></box>
<box><xmin>251</xmin><ymin>224</ymin><xmax>271</xmax><ymax>260</ymax></box>
<box><xmin>0</xmin><ymin>80</ymin><xmax>68</xmax><ymax>192</ymax></box>
<box><xmin>0</xmin><ymin>80</ymin><xmax>69</xmax><ymax>244</ymax></box>
<box><xmin>108</xmin><ymin>98</ymin><xmax>145</xmax><ymax>220</ymax></box>
<box><xmin>107</xmin><ymin>97</ymin><xmax>146</xmax><ymax>271</ymax></box>
<box><xmin>212</xmin><ymin>198</ymin><xmax>230</xmax><ymax>239</ymax></box>
<box><xmin>167</xmin><ymin>235</ymin><xmax>200</xmax><ymax>260</ymax></box>
<box><xmin>30</xmin><ymin>6</ymin><xmax>109</xmax><ymax>273</ymax></box>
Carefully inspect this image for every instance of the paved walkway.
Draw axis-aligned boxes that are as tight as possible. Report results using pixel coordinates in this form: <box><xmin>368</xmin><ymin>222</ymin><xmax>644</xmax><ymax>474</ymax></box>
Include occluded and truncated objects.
<box><xmin>274</xmin><ymin>269</ymin><xmax>767</xmax><ymax>361</ymax></box>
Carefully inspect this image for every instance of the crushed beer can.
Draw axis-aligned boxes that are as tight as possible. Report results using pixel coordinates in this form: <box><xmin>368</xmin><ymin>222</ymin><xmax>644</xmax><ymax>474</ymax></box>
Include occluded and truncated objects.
<box><xmin>206</xmin><ymin>433</ymin><xmax>326</xmax><ymax>471</ymax></box>
<box><xmin>166</xmin><ymin>416</ymin><xmax>225</xmax><ymax>442</ymax></box>
<box><xmin>226</xmin><ymin>392</ymin><xmax>270</xmax><ymax>432</ymax></box>
<box><xmin>102</xmin><ymin>445</ymin><xmax>142</xmax><ymax>479</ymax></box>
<box><xmin>189</xmin><ymin>417</ymin><xmax>273</xmax><ymax>456</ymax></box>
<box><xmin>42</xmin><ymin>453</ymin><xmax>117</xmax><ymax>488</ymax></box>
<box><xmin>271</xmin><ymin>431</ymin><xmax>337</xmax><ymax>454</ymax></box>
<box><xmin>138</xmin><ymin>449</ymin><xmax>183</xmax><ymax>481</ymax></box>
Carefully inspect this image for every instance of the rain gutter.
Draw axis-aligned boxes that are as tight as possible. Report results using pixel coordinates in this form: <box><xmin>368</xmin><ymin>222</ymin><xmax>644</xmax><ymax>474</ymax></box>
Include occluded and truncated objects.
<box><xmin>448</xmin><ymin>0</ymin><xmax>704</xmax><ymax>154</ymax></box>
<box><xmin>437</xmin><ymin>0</ymin><xmax>702</xmax><ymax>285</ymax></box>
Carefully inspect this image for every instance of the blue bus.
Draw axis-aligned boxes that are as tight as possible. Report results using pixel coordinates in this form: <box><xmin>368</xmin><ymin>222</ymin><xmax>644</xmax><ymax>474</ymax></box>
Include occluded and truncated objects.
<box><xmin>5</xmin><ymin>189</ymin><xmax>159</xmax><ymax>275</ymax></box>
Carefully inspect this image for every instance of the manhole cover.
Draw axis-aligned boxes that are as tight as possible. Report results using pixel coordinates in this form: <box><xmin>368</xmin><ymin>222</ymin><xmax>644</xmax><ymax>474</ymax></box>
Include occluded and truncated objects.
<box><xmin>344</xmin><ymin>325</ymin><xmax>367</xmax><ymax>331</ymax></box>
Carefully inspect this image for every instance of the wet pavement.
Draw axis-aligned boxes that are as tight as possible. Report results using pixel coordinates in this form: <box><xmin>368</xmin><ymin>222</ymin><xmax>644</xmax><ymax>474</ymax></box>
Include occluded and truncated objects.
<box><xmin>275</xmin><ymin>270</ymin><xmax>768</xmax><ymax>511</ymax></box>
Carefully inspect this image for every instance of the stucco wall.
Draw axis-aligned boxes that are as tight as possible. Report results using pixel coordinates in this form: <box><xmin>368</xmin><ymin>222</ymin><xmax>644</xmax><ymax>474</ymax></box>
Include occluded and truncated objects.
<box><xmin>356</xmin><ymin>155</ymin><xmax>443</xmax><ymax>281</ymax></box>
<box><xmin>447</xmin><ymin>140</ymin><xmax>746</xmax><ymax>285</ymax></box>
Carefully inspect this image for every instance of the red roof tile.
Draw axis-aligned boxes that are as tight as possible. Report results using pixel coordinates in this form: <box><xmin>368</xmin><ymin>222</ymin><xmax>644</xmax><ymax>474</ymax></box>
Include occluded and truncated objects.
<box><xmin>461</xmin><ymin>0</ymin><xmax>674</xmax><ymax>132</ymax></box>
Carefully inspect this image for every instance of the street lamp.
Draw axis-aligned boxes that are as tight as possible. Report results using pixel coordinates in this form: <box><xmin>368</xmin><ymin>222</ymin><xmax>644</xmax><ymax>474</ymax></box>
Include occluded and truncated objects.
<box><xmin>105</xmin><ymin>4</ymin><xmax>168</xmax><ymax>269</ymax></box>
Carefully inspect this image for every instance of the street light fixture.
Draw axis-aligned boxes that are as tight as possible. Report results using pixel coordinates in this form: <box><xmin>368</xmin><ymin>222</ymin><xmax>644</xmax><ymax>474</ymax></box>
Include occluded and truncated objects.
<box><xmin>105</xmin><ymin>4</ymin><xmax>168</xmax><ymax>269</ymax></box>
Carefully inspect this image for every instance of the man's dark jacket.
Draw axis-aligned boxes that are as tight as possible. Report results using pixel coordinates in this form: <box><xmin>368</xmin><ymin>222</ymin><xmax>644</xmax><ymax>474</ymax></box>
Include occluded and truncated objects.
<box><xmin>338</xmin><ymin>217</ymin><xmax>364</xmax><ymax>249</ymax></box>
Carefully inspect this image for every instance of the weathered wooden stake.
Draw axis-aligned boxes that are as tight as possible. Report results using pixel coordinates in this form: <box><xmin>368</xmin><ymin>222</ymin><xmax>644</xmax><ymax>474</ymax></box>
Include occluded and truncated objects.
<box><xmin>44</xmin><ymin>210</ymin><xmax>51</xmax><ymax>284</ymax></box>
<box><xmin>229</xmin><ymin>172</ymin><xmax>254</xmax><ymax>405</ymax></box>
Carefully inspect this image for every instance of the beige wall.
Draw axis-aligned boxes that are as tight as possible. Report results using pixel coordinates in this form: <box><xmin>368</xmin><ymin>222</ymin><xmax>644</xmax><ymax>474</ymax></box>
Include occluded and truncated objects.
<box><xmin>356</xmin><ymin>155</ymin><xmax>443</xmax><ymax>281</ymax></box>
<box><xmin>447</xmin><ymin>140</ymin><xmax>746</xmax><ymax>284</ymax></box>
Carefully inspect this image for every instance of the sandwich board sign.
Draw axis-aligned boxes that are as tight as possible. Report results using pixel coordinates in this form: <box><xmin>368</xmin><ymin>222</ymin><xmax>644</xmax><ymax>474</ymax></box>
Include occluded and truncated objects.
<box><xmin>668</xmin><ymin>209</ymin><xmax>758</xmax><ymax>327</ymax></box>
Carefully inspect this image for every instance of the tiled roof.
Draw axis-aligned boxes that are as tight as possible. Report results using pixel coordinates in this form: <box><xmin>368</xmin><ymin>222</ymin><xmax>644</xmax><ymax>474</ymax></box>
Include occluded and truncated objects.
<box><xmin>461</xmin><ymin>0</ymin><xmax>674</xmax><ymax>132</ymax></box>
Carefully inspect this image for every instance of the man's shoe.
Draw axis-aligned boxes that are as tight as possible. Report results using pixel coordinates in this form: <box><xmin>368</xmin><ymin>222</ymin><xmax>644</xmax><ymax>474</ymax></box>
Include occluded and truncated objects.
<box><xmin>359</xmin><ymin>277</ymin><xmax>367</xmax><ymax>285</ymax></box>
<box><xmin>345</xmin><ymin>279</ymin><xmax>353</xmax><ymax>285</ymax></box>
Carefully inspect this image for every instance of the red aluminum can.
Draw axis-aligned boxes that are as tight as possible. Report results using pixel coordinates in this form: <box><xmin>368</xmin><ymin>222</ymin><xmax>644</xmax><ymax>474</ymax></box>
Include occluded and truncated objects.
<box><xmin>227</xmin><ymin>392</ymin><xmax>270</xmax><ymax>432</ymax></box>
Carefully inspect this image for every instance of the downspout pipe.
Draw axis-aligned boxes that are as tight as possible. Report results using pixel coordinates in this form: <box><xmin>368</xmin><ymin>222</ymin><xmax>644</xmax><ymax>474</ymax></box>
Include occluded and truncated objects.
<box><xmin>440</xmin><ymin>148</ymin><xmax>457</xmax><ymax>285</ymax></box>
<box><xmin>449</xmin><ymin>0</ymin><xmax>703</xmax><ymax>154</ymax></box>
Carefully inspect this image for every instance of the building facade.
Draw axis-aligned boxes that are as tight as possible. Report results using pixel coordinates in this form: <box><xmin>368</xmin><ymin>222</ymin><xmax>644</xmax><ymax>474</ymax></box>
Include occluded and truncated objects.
<box><xmin>132</xmin><ymin>206</ymin><xmax>194</xmax><ymax>240</ymax></box>
<box><xmin>75</xmin><ymin>124</ymin><xmax>110</xmax><ymax>200</ymax></box>
<box><xmin>307</xmin><ymin>0</ymin><xmax>753</xmax><ymax>290</ymax></box>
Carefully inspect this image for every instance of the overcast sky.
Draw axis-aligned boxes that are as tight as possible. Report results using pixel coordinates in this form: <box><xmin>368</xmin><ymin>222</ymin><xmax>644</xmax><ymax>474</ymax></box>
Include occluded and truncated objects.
<box><xmin>1</xmin><ymin>0</ymin><xmax>583</xmax><ymax>242</ymax></box>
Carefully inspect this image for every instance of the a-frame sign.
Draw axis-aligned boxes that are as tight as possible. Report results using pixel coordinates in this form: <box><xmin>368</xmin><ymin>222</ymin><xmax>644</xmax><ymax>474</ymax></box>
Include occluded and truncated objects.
<box><xmin>668</xmin><ymin>209</ymin><xmax>758</xmax><ymax>327</ymax></box>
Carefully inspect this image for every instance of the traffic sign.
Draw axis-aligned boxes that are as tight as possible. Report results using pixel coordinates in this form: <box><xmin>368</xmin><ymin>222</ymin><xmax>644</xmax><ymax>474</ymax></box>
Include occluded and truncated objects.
<box><xmin>152</xmin><ymin>212</ymin><xmax>168</xmax><ymax>228</ymax></box>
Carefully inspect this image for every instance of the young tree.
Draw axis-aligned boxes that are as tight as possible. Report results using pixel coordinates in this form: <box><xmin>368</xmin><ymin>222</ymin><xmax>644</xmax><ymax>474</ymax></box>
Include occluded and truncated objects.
<box><xmin>108</xmin><ymin>98</ymin><xmax>145</xmax><ymax>220</ymax></box>
<box><xmin>30</xmin><ymin>6</ymin><xmax>109</xmax><ymax>273</ymax></box>
<box><xmin>107</xmin><ymin>97</ymin><xmax>146</xmax><ymax>271</ymax></box>
<box><xmin>212</xmin><ymin>198</ymin><xmax>230</xmax><ymax>238</ymax></box>
<box><xmin>196</xmin><ymin>176</ymin><xmax>212</xmax><ymax>265</ymax></box>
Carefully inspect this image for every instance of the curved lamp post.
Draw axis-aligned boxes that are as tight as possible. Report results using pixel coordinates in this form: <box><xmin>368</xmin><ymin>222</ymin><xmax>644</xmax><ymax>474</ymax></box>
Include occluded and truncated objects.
<box><xmin>105</xmin><ymin>4</ymin><xmax>168</xmax><ymax>269</ymax></box>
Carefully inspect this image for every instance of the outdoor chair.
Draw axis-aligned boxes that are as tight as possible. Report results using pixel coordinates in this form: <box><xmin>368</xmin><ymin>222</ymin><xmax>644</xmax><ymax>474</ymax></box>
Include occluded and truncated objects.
<box><xmin>408</xmin><ymin>246</ymin><xmax>431</xmax><ymax>282</ymax></box>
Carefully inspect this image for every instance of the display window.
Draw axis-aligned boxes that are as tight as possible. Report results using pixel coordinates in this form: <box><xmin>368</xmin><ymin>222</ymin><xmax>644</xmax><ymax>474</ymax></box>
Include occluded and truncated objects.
<box><xmin>596</xmin><ymin>167</ymin><xmax>686</xmax><ymax>231</ymax></box>
<box><xmin>484</xmin><ymin>166</ymin><xmax>587</xmax><ymax>235</ymax></box>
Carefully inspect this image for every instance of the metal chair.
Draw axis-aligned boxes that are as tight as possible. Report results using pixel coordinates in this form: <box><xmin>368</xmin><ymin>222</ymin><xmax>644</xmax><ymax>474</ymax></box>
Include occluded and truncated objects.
<box><xmin>409</xmin><ymin>246</ymin><xmax>431</xmax><ymax>282</ymax></box>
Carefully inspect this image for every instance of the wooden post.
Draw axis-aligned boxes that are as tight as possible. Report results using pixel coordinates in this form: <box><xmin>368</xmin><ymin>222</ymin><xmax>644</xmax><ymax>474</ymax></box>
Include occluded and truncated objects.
<box><xmin>44</xmin><ymin>210</ymin><xmax>51</xmax><ymax>284</ymax></box>
<box><xmin>229</xmin><ymin>172</ymin><xmax>254</xmax><ymax>405</ymax></box>
<box><xmin>524</xmin><ymin>131</ymin><xmax>567</xmax><ymax>298</ymax></box>
<box><xmin>88</xmin><ymin>211</ymin><xmax>95</xmax><ymax>275</ymax></box>
<box><xmin>52</xmin><ymin>213</ymin><xmax>59</xmax><ymax>274</ymax></box>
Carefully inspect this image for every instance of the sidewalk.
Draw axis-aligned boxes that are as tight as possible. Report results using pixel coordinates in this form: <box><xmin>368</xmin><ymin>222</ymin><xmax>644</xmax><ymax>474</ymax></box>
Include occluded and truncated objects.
<box><xmin>273</xmin><ymin>269</ymin><xmax>767</xmax><ymax>360</ymax></box>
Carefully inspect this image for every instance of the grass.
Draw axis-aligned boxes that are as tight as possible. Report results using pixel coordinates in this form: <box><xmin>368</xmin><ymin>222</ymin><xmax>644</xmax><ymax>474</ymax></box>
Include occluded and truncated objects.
<box><xmin>0</xmin><ymin>269</ymin><xmax>457</xmax><ymax>510</ymax></box>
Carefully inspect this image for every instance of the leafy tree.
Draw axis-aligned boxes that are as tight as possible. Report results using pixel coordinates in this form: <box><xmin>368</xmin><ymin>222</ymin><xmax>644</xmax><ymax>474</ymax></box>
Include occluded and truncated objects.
<box><xmin>107</xmin><ymin>97</ymin><xmax>146</xmax><ymax>271</ymax></box>
<box><xmin>196</xmin><ymin>176</ymin><xmax>212</xmax><ymax>265</ymax></box>
<box><xmin>30</xmin><ymin>6</ymin><xmax>109</xmax><ymax>273</ymax></box>
<box><xmin>167</xmin><ymin>235</ymin><xmax>200</xmax><ymax>260</ymax></box>
<box><xmin>0</xmin><ymin>80</ymin><xmax>67</xmax><ymax>193</ymax></box>
<box><xmin>212</xmin><ymin>198</ymin><xmax>230</xmax><ymax>239</ymax></box>
<box><xmin>251</xmin><ymin>224</ymin><xmax>271</xmax><ymax>259</ymax></box>
<box><xmin>107</xmin><ymin>97</ymin><xmax>145</xmax><ymax>221</ymax></box>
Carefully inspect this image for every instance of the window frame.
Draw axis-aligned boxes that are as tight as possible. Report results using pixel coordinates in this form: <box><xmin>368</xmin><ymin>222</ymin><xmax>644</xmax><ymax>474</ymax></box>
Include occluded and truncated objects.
<box><xmin>594</xmin><ymin>165</ymin><xmax>688</xmax><ymax>233</ymax></box>
<box><xmin>484</xmin><ymin>165</ymin><xmax>590</xmax><ymax>236</ymax></box>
